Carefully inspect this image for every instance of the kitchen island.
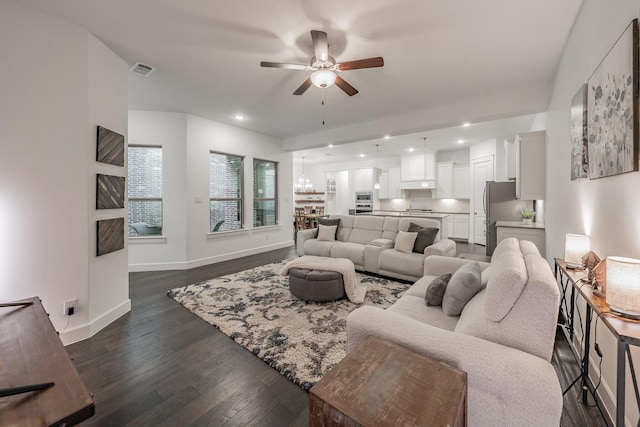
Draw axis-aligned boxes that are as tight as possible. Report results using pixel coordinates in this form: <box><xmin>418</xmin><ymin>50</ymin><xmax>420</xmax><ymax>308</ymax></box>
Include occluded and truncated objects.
<box><xmin>496</xmin><ymin>220</ymin><xmax>545</xmax><ymax>256</ymax></box>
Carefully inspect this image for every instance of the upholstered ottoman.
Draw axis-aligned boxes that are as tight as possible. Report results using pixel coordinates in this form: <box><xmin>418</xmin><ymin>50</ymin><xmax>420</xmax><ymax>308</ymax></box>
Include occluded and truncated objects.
<box><xmin>288</xmin><ymin>267</ymin><xmax>346</xmax><ymax>302</ymax></box>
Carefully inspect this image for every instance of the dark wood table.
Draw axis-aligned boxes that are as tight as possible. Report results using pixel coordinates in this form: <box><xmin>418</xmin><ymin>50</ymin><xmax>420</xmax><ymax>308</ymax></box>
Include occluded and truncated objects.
<box><xmin>0</xmin><ymin>297</ymin><xmax>95</xmax><ymax>426</ymax></box>
<box><xmin>309</xmin><ymin>336</ymin><xmax>467</xmax><ymax>427</ymax></box>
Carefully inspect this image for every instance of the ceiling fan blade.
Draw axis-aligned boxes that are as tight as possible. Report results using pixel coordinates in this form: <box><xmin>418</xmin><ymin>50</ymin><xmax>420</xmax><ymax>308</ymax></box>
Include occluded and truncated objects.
<box><xmin>260</xmin><ymin>61</ymin><xmax>309</xmax><ymax>70</ymax></box>
<box><xmin>293</xmin><ymin>78</ymin><xmax>313</xmax><ymax>95</ymax></box>
<box><xmin>335</xmin><ymin>76</ymin><xmax>358</xmax><ymax>96</ymax></box>
<box><xmin>311</xmin><ymin>30</ymin><xmax>329</xmax><ymax>62</ymax></box>
<box><xmin>336</xmin><ymin>57</ymin><xmax>384</xmax><ymax>71</ymax></box>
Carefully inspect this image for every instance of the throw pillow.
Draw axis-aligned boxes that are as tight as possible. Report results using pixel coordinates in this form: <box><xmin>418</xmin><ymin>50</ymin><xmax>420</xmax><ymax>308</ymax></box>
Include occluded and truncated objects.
<box><xmin>425</xmin><ymin>273</ymin><xmax>452</xmax><ymax>306</ymax></box>
<box><xmin>394</xmin><ymin>231</ymin><xmax>418</xmax><ymax>254</ymax></box>
<box><xmin>317</xmin><ymin>224</ymin><xmax>338</xmax><ymax>241</ymax></box>
<box><xmin>442</xmin><ymin>262</ymin><xmax>482</xmax><ymax>316</ymax></box>
<box><xmin>314</xmin><ymin>218</ymin><xmax>341</xmax><ymax>239</ymax></box>
<box><xmin>407</xmin><ymin>222</ymin><xmax>439</xmax><ymax>253</ymax></box>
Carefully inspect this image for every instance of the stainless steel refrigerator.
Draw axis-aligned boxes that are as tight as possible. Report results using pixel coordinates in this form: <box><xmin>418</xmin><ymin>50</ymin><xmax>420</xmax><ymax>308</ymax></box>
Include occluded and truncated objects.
<box><xmin>485</xmin><ymin>181</ymin><xmax>533</xmax><ymax>256</ymax></box>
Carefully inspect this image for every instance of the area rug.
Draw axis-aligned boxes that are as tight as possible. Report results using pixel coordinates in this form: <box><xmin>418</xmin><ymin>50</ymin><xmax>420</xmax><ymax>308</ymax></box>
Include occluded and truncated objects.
<box><xmin>168</xmin><ymin>260</ymin><xmax>411</xmax><ymax>390</ymax></box>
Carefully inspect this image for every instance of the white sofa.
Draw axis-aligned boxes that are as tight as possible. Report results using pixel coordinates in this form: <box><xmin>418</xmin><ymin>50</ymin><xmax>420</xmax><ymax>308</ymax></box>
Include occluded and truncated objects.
<box><xmin>346</xmin><ymin>238</ymin><xmax>562</xmax><ymax>427</ymax></box>
<box><xmin>296</xmin><ymin>214</ymin><xmax>456</xmax><ymax>282</ymax></box>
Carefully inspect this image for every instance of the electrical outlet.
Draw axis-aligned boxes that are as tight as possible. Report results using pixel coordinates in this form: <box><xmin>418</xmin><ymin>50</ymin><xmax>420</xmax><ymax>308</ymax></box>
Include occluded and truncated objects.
<box><xmin>64</xmin><ymin>299</ymin><xmax>78</xmax><ymax>316</ymax></box>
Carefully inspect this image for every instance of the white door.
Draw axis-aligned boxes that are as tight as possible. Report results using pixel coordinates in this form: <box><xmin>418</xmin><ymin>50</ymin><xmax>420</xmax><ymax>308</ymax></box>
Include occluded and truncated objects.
<box><xmin>472</xmin><ymin>157</ymin><xmax>494</xmax><ymax>245</ymax></box>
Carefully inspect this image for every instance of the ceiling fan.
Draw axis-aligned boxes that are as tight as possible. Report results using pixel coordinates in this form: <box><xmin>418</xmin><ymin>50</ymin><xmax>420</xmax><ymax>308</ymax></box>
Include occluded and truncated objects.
<box><xmin>260</xmin><ymin>30</ymin><xmax>384</xmax><ymax>96</ymax></box>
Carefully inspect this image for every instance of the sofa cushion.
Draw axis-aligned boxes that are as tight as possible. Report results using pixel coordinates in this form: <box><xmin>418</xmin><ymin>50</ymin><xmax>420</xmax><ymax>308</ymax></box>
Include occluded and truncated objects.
<box><xmin>348</xmin><ymin>216</ymin><xmax>385</xmax><ymax>244</ymax></box>
<box><xmin>303</xmin><ymin>239</ymin><xmax>335</xmax><ymax>257</ymax></box>
<box><xmin>394</xmin><ymin>231</ymin><xmax>418</xmax><ymax>254</ymax></box>
<box><xmin>388</xmin><ymin>295</ymin><xmax>458</xmax><ymax>331</ymax></box>
<box><xmin>491</xmin><ymin>237</ymin><xmax>520</xmax><ymax>260</ymax></box>
<box><xmin>381</xmin><ymin>217</ymin><xmax>400</xmax><ymax>240</ymax></box>
<box><xmin>425</xmin><ymin>273</ymin><xmax>451</xmax><ymax>306</ymax></box>
<box><xmin>317</xmin><ymin>224</ymin><xmax>338</xmax><ymax>241</ymax></box>
<box><xmin>408</xmin><ymin>222</ymin><xmax>439</xmax><ymax>253</ymax></box>
<box><xmin>314</xmin><ymin>218</ymin><xmax>341</xmax><ymax>238</ymax></box>
<box><xmin>333</xmin><ymin>215</ymin><xmax>354</xmax><ymax>242</ymax></box>
<box><xmin>519</xmin><ymin>239</ymin><xmax>540</xmax><ymax>257</ymax></box>
<box><xmin>442</xmin><ymin>262</ymin><xmax>482</xmax><ymax>316</ymax></box>
<box><xmin>484</xmin><ymin>251</ymin><xmax>528</xmax><ymax>321</ymax></box>
<box><xmin>378</xmin><ymin>249</ymin><xmax>426</xmax><ymax>279</ymax></box>
<box><xmin>331</xmin><ymin>242</ymin><xmax>366</xmax><ymax>267</ymax></box>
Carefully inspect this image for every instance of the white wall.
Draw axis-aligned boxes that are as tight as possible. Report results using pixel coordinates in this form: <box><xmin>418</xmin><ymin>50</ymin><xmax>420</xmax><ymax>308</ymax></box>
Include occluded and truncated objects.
<box><xmin>128</xmin><ymin>111</ymin><xmax>189</xmax><ymax>269</ymax></box>
<box><xmin>546</xmin><ymin>1</ymin><xmax>640</xmax><ymax>424</ymax></box>
<box><xmin>0</xmin><ymin>1</ymin><xmax>129</xmax><ymax>344</ymax></box>
<box><xmin>187</xmin><ymin>115</ymin><xmax>294</xmax><ymax>266</ymax></box>
<box><xmin>128</xmin><ymin>113</ymin><xmax>294</xmax><ymax>271</ymax></box>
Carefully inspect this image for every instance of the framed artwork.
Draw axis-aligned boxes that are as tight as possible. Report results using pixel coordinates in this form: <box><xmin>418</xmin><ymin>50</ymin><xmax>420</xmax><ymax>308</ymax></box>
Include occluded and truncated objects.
<box><xmin>587</xmin><ymin>19</ymin><xmax>639</xmax><ymax>179</ymax></box>
<box><xmin>97</xmin><ymin>126</ymin><xmax>125</xmax><ymax>166</ymax></box>
<box><xmin>97</xmin><ymin>218</ymin><xmax>124</xmax><ymax>256</ymax></box>
<box><xmin>96</xmin><ymin>174</ymin><xmax>125</xmax><ymax>209</ymax></box>
<box><xmin>570</xmin><ymin>84</ymin><xmax>589</xmax><ymax>180</ymax></box>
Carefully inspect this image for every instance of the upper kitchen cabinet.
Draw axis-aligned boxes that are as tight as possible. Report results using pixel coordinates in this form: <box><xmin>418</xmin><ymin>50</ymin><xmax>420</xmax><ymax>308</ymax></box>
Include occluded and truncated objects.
<box><xmin>400</xmin><ymin>153</ymin><xmax>435</xmax><ymax>189</ymax></box>
<box><xmin>354</xmin><ymin>168</ymin><xmax>379</xmax><ymax>192</ymax></box>
<box><xmin>435</xmin><ymin>162</ymin><xmax>470</xmax><ymax>199</ymax></box>
<box><xmin>377</xmin><ymin>167</ymin><xmax>402</xmax><ymax>199</ymax></box>
<box><xmin>453</xmin><ymin>165</ymin><xmax>470</xmax><ymax>199</ymax></box>
<box><xmin>515</xmin><ymin>131</ymin><xmax>545</xmax><ymax>200</ymax></box>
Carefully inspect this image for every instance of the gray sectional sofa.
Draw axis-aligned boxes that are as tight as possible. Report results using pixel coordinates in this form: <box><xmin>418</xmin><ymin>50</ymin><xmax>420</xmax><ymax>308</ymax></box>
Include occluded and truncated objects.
<box><xmin>296</xmin><ymin>214</ymin><xmax>456</xmax><ymax>282</ymax></box>
<box><xmin>346</xmin><ymin>237</ymin><xmax>562</xmax><ymax>426</ymax></box>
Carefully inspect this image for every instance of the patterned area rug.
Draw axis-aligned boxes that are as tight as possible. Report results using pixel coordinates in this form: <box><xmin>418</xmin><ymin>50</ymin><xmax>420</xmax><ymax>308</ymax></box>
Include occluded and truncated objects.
<box><xmin>168</xmin><ymin>260</ymin><xmax>411</xmax><ymax>390</ymax></box>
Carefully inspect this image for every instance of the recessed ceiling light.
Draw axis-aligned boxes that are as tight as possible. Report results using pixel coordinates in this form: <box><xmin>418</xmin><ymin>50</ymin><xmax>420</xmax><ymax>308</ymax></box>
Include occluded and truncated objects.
<box><xmin>234</xmin><ymin>114</ymin><xmax>245</xmax><ymax>120</ymax></box>
<box><xmin>457</xmin><ymin>139</ymin><xmax>464</xmax><ymax>144</ymax></box>
<box><xmin>462</xmin><ymin>122</ymin><xmax>471</xmax><ymax>127</ymax></box>
<box><xmin>408</xmin><ymin>147</ymin><xmax>415</xmax><ymax>152</ymax></box>
<box><xmin>359</xmin><ymin>153</ymin><xmax>365</xmax><ymax>158</ymax></box>
<box><xmin>328</xmin><ymin>144</ymin><xmax>334</xmax><ymax>148</ymax></box>
<box><xmin>384</xmin><ymin>135</ymin><xmax>390</xmax><ymax>140</ymax></box>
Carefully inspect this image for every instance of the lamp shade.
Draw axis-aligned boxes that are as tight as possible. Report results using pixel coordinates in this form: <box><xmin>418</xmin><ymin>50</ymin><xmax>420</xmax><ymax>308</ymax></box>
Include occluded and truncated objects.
<box><xmin>310</xmin><ymin>70</ymin><xmax>336</xmax><ymax>88</ymax></box>
<box><xmin>606</xmin><ymin>256</ymin><xmax>640</xmax><ymax>319</ymax></box>
<box><xmin>564</xmin><ymin>234</ymin><xmax>590</xmax><ymax>268</ymax></box>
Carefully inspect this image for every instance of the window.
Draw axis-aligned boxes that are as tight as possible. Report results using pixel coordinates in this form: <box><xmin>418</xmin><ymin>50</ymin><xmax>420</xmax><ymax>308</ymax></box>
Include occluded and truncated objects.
<box><xmin>209</xmin><ymin>151</ymin><xmax>243</xmax><ymax>232</ymax></box>
<box><xmin>127</xmin><ymin>145</ymin><xmax>163</xmax><ymax>236</ymax></box>
<box><xmin>253</xmin><ymin>159</ymin><xmax>278</xmax><ymax>227</ymax></box>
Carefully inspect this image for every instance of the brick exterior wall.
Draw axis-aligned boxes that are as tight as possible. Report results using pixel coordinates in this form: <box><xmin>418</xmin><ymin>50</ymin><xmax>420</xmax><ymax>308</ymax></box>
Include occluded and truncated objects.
<box><xmin>128</xmin><ymin>146</ymin><xmax>162</xmax><ymax>235</ymax></box>
<box><xmin>209</xmin><ymin>152</ymin><xmax>242</xmax><ymax>231</ymax></box>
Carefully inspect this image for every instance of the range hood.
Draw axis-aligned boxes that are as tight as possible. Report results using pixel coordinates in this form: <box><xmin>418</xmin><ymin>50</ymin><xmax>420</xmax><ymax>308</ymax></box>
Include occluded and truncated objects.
<box><xmin>399</xmin><ymin>180</ymin><xmax>436</xmax><ymax>190</ymax></box>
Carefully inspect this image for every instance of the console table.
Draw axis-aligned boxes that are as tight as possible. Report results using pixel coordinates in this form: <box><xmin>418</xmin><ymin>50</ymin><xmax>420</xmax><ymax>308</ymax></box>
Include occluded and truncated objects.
<box><xmin>0</xmin><ymin>297</ymin><xmax>95</xmax><ymax>426</ymax></box>
<box><xmin>309</xmin><ymin>336</ymin><xmax>467</xmax><ymax>426</ymax></box>
<box><xmin>555</xmin><ymin>258</ymin><xmax>640</xmax><ymax>427</ymax></box>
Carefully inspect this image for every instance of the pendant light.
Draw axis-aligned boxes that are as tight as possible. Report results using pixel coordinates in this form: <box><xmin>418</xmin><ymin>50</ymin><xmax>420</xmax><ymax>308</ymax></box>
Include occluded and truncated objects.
<box><xmin>421</xmin><ymin>137</ymin><xmax>429</xmax><ymax>188</ymax></box>
<box><xmin>294</xmin><ymin>157</ymin><xmax>313</xmax><ymax>192</ymax></box>
<box><xmin>374</xmin><ymin>144</ymin><xmax>380</xmax><ymax>190</ymax></box>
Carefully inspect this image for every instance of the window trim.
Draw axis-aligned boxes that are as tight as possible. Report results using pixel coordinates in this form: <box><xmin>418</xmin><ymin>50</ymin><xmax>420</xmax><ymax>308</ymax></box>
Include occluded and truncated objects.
<box><xmin>252</xmin><ymin>158</ymin><xmax>279</xmax><ymax>228</ymax></box>
<box><xmin>209</xmin><ymin>150</ymin><xmax>245</xmax><ymax>232</ymax></box>
<box><xmin>127</xmin><ymin>144</ymin><xmax>164</xmax><ymax>238</ymax></box>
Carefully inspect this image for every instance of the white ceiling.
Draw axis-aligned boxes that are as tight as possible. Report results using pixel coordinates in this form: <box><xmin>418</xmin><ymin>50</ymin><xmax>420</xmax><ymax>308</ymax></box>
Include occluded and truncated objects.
<box><xmin>18</xmin><ymin>0</ymin><xmax>583</xmax><ymax>151</ymax></box>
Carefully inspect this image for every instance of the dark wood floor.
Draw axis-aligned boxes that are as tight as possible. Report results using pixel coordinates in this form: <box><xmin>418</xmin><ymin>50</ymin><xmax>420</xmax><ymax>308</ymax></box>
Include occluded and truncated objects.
<box><xmin>67</xmin><ymin>243</ymin><xmax>608</xmax><ymax>426</ymax></box>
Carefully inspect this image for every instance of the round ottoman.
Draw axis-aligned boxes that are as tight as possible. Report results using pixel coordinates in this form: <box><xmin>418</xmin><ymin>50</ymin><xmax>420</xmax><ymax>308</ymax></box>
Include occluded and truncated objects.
<box><xmin>288</xmin><ymin>267</ymin><xmax>346</xmax><ymax>302</ymax></box>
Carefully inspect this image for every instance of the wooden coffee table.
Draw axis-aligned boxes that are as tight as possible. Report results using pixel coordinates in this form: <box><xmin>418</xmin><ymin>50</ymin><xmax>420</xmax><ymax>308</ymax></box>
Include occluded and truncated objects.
<box><xmin>309</xmin><ymin>336</ymin><xmax>467</xmax><ymax>427</ymax></box>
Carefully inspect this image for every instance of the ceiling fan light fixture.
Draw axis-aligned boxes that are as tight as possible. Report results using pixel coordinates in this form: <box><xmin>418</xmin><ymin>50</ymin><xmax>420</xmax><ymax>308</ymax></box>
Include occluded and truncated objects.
<box><xmin>310</xmin><ymin>69</ymin><xmax>336</xmax><ymax>88</ymax></box>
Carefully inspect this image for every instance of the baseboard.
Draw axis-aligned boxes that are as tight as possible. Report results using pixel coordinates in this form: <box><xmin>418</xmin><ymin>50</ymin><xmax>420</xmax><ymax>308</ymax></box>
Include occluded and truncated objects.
<box><xmin>128</xmin><ymin>240</ymin><xmax>295</xmax><ymax>272</ymax></box>
<box><xmin>60</xmin><ymin>299</ymin><xmax>131</xmax><ymax>346</ymax></box>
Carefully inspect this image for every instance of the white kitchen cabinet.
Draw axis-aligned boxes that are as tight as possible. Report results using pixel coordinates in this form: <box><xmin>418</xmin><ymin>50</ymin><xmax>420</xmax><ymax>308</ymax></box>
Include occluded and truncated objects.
<box><xmin>497</xmin><ymin>225</ymin><xmax>545</xmax><ymax>257</ymax></box>
<box><xmin>388</xmin><ymin>167</ymin><xmax>402</xmax><ymax>198</ymax></box>
<box><xmin>453</xmin><ymin>166</ymin><xmax>470</xmax><ymax>199</ymax></box>
<box><xmin>400</xmin><ymin>153</ymin><xmax>435</xmax><ymax>181</ymax></box>
<box><xmin>435</xmin><ymin>162</ymin><xmax>454</xmax><ymax>198</ymax></box>
<box><xmin>515</xmin><ymin>131</ymin><xmax>545</xmax><ymax>200</ymax></box>
<box><xmin>443</xmin><ymin>215</ymin><xmax>454</xmax><ymax>240</ymax></box>
<box><xmin>452</xmin><ymin>214</ymin><xmax>470</xmax><ymax>240</ymax></box>
<box><xmin>377</xmin><ymin>171</ymin><xmax>389</xmax><ymax>199</ymax></box>
<box><xmin>354</xmin><ymin>168</ymin><xmax>375</xmax><ymax>191</ymax></box>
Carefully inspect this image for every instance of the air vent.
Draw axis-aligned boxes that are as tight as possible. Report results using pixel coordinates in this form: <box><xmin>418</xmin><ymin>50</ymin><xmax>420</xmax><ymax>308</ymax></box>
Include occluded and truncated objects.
<box><xmin>129</xmin><ymin>62</ymin><xmax>155</xmax><ymax>77</ymax></box>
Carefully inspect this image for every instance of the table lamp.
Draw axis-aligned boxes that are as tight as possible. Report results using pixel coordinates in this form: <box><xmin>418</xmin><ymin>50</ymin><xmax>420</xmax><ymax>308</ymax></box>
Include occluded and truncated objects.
<box><xmin>606</xmin><ymin>256</ymin><xmax>640</xmax><ymax>319</ymax></box>
<box><xmin>564</xmin><ymin>234</ymin><xmax>590</xmax><ymax>269</ymax></box>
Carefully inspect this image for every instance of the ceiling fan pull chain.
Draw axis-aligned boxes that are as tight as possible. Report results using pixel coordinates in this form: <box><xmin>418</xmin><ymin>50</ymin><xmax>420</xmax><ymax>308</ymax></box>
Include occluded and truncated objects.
<box><xmin>321</xmin><ymin>89</ymin><xmax>326</xmax><ymax>125</ymax></box>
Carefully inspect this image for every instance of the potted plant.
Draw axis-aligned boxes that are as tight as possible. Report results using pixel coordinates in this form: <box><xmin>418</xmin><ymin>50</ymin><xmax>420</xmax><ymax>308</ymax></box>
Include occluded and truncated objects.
<box><xmin>521</xmin><ymin>208</ymin><xmax>536</xmax><ymax>224</ymax></box>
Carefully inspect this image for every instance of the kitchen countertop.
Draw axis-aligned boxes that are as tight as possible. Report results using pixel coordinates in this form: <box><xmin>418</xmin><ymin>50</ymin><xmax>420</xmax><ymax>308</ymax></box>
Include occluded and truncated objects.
<box><xmin>496</xmin><ymin>220</ymin><xmax>545</xmax><ymax>230</ymax></box>
<box><xmin>365</xmin><ymin>211</ymin><xmax>451</xmax><ymax>219</ymax></box>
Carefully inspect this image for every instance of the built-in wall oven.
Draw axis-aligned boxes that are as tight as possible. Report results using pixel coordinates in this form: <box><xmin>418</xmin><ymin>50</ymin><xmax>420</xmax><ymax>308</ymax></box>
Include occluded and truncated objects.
<box><xmin>355</xmin><ymin>191</ymin><xmax>373</xmax><ymax>214</ymax></box>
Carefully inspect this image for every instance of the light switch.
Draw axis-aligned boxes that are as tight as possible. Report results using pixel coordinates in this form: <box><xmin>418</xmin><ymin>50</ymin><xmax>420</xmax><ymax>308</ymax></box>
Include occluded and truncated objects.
<box><xmin>195</xmin><ymin>196</ymin><xmax>203</xmax><ymax>204</ymax></box>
